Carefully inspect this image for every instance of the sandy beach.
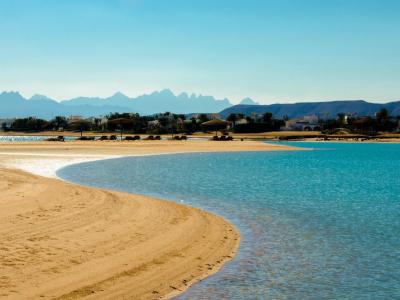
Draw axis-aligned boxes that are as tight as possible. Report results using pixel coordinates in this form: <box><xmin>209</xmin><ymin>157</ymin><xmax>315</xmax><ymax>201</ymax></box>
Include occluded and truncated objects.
<box><xmin>0</xmin><ymin>140</ymin><xmax>297</xmax><ymax>299</ymax></box>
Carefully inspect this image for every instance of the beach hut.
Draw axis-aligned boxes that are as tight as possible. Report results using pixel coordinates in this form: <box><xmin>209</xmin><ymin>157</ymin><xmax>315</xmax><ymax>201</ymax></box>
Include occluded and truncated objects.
<box><xmin>201</xmin><ymin>119</ymin><xmax>230</xmax><ymax>136</ymax></box>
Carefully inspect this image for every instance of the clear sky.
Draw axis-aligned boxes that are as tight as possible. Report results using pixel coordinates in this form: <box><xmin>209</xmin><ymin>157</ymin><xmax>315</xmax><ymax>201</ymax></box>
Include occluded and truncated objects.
<box><xmin>0</xmin><ymin>0</ymin><xmax>399</xmax><ymax>103</ymax></box>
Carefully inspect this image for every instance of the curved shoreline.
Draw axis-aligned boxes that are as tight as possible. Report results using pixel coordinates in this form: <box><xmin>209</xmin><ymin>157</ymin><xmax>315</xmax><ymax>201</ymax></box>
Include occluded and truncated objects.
<box><xmin>0</xmin><ymin>140</ymin><xmax>298</xmax><ymax>299</ymax></box>
<box><xmin>0</xmin><ymin>168</ymin><xmax>241</xmax><ymax>299</ymax></box>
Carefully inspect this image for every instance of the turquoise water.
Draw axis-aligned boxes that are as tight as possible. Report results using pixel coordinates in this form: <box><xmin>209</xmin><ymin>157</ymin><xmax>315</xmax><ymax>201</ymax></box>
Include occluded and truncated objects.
<box><xmin>57</xmin><ymin>142</ymin><xmax>400</xmax><ymax>299</ymax></box>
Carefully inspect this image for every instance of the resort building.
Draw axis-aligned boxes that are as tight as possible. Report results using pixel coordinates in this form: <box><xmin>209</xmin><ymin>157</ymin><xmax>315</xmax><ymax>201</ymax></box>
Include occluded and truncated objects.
<box><xmin>67</xmin><ymin>115</ymin><xmax>84</xmax><ymax>124</ymax></box>
<box><xmin>147</xmin><ymin>119</ymin><xmax>160</xmax><ymax>129</ymax></box>
<box><xmin>281</xmin><ymin>115</ymin><xmax>320</xmax><ymax>131</ymax></box>
<box><xmin>234</xmin><ymin>118</ymin><xmax>249</xmax><ymax>125</ymax></box>
<box><xmin>191</xmin><ymin>113</ymin><xmax>221</xmax><ymax>121</ymax></box>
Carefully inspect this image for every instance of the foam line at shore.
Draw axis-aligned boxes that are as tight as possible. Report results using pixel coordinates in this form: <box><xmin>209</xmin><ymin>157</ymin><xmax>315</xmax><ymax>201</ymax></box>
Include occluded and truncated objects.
<box><xmin>2</xmin><ymin>151</ymin><xmax>211</xmax><ymax>178</ymax></box>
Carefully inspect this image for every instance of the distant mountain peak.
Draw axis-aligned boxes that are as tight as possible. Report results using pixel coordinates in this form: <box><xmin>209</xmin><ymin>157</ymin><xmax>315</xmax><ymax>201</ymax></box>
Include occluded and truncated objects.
<box><xmin>30</xmin><ymin>94</ymin><xmax>45</xmax><ymax>99</ymax></box>
<box><xmin>110</xmin><ymin>91</ymin><xmax>129</xmax><ymax>98</ymax></box>
<box><xmin>239</xmin><ymin>97</ymin><xmax>259</xmax><ymax>105</ymax></box>
<box><xmin>1</xmin><ymin>91</ymin><xmax>22</xmax><ymax>97</ymax></box>
<box><xmin>158</xmin><ymin>88</ymin><xmax>175</xmax><ymax>96</ymax></box>
<box><xmin>29</xmin><ymin>94</ymin><xmax>54</xmax><ymax>101</ymax></box>
<box><xmin>0</xmin><ymin>88</ymin><xmax>234</xmax><ymax>118</ymax></box>
<box><xmin>178</xmin><ymin>92</ymin><xmax>189</xmax><ymax>99</ymax></box>
<box><xmin>1</xmin><ymin>89</ymin><xmax>400</xmax><ymax>120</ymax></box>
<box><xmin>0</xmin><ymin>91</ymin><xmax>25</xmax><ymax>103</ymax></box>
<box><xmin>107</xmin><ymin>92</ymin><xmax>130</xmax><ymax>103</ymax></box>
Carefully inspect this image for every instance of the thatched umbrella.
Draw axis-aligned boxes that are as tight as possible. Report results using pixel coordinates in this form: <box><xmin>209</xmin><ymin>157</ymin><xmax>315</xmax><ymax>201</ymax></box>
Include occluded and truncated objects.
<box><xmin>201</xmin><ymin>119</ymin><xmax>229</xmax><ymax>136</ymax></box>
<box><xmin>107</xmin><ymin>118</ymin><xmax>133</xmax><ymax>140</ymax></box>
<box><xmin>69</xmin><ymin>119</ymin><xmax>91</xmax><ymax>137</ymax></box>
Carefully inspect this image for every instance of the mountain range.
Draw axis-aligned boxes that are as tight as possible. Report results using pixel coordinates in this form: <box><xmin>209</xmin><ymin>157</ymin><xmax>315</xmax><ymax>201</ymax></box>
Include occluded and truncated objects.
<box><xmin>0</xmin><ymin>89</ymin><xmax>233</xmax><ymax>119</ymax></box>
<box><xmin>220</xmin><ymin>100</ymin><xmax>400</xmax><ymax>119</ymax></box>
<box><xmin>1</xmin><ymin>90</ymin><xmax>399</xmax><ymax>120</ymax></box>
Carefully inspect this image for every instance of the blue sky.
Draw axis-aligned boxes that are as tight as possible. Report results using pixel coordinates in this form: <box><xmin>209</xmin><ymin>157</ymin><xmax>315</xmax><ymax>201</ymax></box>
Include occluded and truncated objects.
<box><xmin>0</xmin><ymin>0</ymin><xmax>399</xmax><ymax>103</ymax></box>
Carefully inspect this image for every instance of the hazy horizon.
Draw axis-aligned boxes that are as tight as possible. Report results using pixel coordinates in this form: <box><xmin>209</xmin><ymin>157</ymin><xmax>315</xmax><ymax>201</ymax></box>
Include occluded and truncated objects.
<box><xmin>1</xmin><ymin>0</ymin><xmax>399</xmax><ymax>104</ymax></box>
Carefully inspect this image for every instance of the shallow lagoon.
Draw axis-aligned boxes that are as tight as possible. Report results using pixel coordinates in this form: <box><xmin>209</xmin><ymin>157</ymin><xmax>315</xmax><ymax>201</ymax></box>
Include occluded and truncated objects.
<box><xmin>58</xmin><ymin>142</ymin><xmax>400</xmax><ymax>299</ymax></box>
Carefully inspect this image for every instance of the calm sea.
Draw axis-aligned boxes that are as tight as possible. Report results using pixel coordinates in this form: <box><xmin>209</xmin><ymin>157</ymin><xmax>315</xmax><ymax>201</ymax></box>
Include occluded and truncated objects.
<box><xmin>57</xmin><ymin>142</ymin><xmax>400</xmax><ymax>299</ymax></box>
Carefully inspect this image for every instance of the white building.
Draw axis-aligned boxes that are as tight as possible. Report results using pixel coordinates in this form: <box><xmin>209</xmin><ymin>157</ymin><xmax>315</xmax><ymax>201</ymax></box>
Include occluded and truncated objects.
<box><xmin>67</xmin><ymin>115</ymin><xmax>84</xmax><ymax>124</ymax></box>
<box><xmin>147</xmin><ymin>120</ymin><xmax>160</xmax><ymax>127</ymax></box>
<box><xmin>234</xmin><ymin>118</ymin><xmax>248</xmax><ymax>125</ymax></box>
<box><xmin>191</xmin><ymin>113</ymin><xmax>221</xmax><ymax>121</ymax></box>
<box><xmin>281</xmin><ymin>115</ymin><xmax>320</xmax><ymax>131</ymax></box>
